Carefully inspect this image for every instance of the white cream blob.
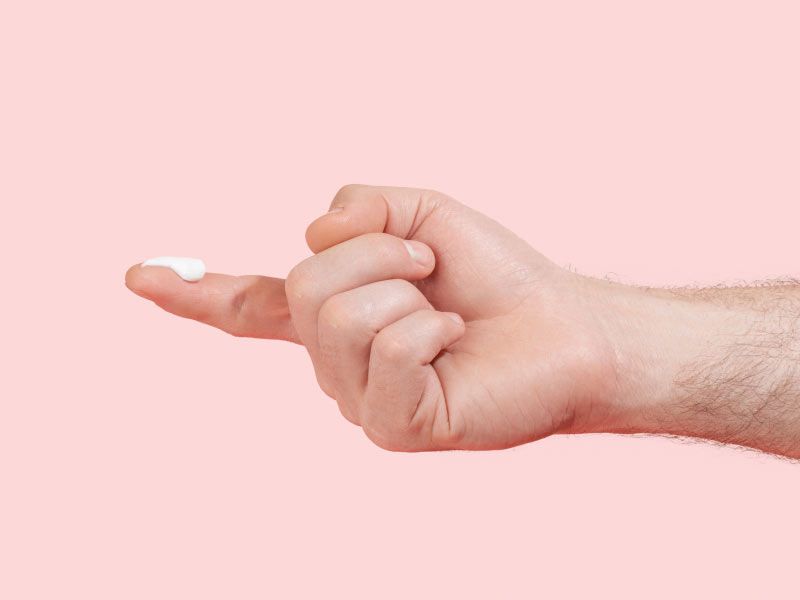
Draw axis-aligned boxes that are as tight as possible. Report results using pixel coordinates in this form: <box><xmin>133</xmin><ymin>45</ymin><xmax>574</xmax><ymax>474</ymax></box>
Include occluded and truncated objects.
<box><xmin>141</xmin><ymin>256</ymin><xmax>206</xmax><ymax>282</ymax></box>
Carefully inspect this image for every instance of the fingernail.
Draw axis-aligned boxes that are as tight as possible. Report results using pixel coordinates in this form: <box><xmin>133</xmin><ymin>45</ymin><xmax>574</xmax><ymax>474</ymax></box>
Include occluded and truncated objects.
<box><xmin>403</xmin><ymin>240</ymin><xmax>433</xmax><ymax>266</ymax></box>
<box><xmin>328</xmin><ymin>205</ymin><xmax>344</xmax><ymax>213</ymax></box>
<box><xmin>444</xmin><ymin>312</ymin><xmax>464</xmax><ymax>325</ymax></box>
<box><xmin>141</xmin><ymin>256</ymin><xmax>206</xmax><ymax>282</ymax></box>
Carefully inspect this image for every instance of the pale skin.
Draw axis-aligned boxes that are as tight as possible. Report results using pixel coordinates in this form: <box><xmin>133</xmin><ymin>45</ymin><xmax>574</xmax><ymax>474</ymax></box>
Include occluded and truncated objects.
<box><xmin>125</xmin><ymin>185</ymin><xmax>800</xmax><ymax>457</ymax></box>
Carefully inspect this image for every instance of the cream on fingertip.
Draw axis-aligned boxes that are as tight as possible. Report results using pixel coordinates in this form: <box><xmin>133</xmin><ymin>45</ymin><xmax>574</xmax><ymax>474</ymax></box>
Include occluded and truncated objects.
<box><xmin>141</xmin><ymin>256</ymin><xmax>206</xmax><ymax>282</ymax></box>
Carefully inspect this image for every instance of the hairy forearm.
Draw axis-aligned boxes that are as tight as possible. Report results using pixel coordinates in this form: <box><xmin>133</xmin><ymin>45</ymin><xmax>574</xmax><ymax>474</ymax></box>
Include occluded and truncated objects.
<box><xmin>596</xmin><ymin>279</ymin><xmax>800</xmax><ymax>457</ymax></box>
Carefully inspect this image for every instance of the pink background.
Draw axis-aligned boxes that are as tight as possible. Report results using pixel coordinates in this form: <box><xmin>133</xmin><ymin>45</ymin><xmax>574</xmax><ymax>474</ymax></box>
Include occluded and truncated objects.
<box><xmin>2</xmin><ymin>1</ymin><xmax>799</xmax><ymax>598</ymax></box>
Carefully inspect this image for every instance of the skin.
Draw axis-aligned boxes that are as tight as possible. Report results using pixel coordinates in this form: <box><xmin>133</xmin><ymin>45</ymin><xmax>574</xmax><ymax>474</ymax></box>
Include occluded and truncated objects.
<box><xmin>125</xmin><ymin>185</ymin><xmax>800</xmax><ymax>456</ymax></box>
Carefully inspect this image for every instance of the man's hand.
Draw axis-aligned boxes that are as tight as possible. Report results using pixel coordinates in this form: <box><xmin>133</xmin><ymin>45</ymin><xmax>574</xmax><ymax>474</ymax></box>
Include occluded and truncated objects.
<box><xmin>125</xmin><ymin>185</ymin><xmax>800</xmax><ymax>456</ymax></box>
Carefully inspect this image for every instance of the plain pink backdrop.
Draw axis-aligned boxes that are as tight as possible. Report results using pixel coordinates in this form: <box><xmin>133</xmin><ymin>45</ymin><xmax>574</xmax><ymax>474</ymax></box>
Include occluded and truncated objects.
<box><xmin>2</xmin><ymin>1</ymin><xmax>799</xmax><ymax>598</ymax></box>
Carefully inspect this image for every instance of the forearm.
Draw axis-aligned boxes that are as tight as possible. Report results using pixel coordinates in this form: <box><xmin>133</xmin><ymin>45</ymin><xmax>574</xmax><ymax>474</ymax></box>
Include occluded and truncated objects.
<box><xmin>596</xmin><ymin>279</ymin><xmax>800</xmax><ymax>457</ymax></box>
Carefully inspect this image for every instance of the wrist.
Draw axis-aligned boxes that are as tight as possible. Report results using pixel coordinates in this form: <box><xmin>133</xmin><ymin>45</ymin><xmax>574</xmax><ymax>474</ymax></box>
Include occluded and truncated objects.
<box><xmin>590</xmin><ymin>278</ymin><xmax>800</xmax><ymax>455</ymax></box>
<box><xmin>583</xmin><ymin>278</ymin><xmax>742</xmax><ymax>434</ymax></box>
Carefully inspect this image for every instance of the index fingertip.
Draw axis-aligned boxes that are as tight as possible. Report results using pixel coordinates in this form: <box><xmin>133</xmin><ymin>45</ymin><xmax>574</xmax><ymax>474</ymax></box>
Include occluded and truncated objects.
<box><xmin>125</xmin><ymin>263</ymin><xmax>145</xmax><ymax>294</ymax></box>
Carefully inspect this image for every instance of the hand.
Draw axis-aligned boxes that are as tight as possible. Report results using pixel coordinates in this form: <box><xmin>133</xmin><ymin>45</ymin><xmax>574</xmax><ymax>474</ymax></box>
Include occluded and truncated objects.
<box><xmin>126</xmin><ymin>185</ymin><xmax>625</xmax><ymax>450</ymax></box>
<box><xmin>283</xmin><ymin>185</ymin><xmax>625</xmax><ymax>451</ymax></box>
<box><xmin>126</xmin><ymin>184</ymin><xmax>800</xmax><ymax>456</ymax></box>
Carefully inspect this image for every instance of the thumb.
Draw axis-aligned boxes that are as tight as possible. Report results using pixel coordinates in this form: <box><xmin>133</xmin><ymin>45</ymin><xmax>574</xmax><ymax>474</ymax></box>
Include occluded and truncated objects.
<box><xmin>125</xmin><ymin>263</ymin><xmax>300</xmax><ymax>343</ymax></box>
<box><xmin>304</xmin><ymin>184</ymin><xmax>450</xmax><ymax>254</ymax></box>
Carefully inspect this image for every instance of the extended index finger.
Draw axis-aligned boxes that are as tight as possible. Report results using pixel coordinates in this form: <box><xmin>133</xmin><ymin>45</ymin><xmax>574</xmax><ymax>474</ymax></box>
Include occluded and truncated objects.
<box><xmin>125</xmin><ymin>264</ymin><xmax>300</xmax><ymax>343</ymax></box>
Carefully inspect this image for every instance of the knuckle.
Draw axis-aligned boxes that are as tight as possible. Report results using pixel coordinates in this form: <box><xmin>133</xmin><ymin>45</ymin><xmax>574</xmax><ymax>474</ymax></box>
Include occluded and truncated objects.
<box><xmin>419</xmin><ymin>187</ymin><xmax>457</xmax><ymax>211</ymax></box>
<box><xmin>227</xmin><ymin>289</ymin><xmax>251</xmax><ymax>337</ymax></box>
<box><xmin>333</xmin><ymin>183</ymin><xmax>364</xmax><ymax>203</ymax></box>
<box><xmin>362</xmin><ymin>421</ymin><xmax>415</xmax><ymax>452</ymax></box>
<box><xmin>317</xmin><ymin>294</ymin><xmax>353</xmax><ymax>332</ymax></box>
<box><xmin>337</xmin><ymin>401</ymin><xmax>361</xmax><ymax>426</ymax></box>
<box><xmin>419</xmin><ymin>186</ymin><xmax>444</xmax><ymax>201</ymax></box>
<box><xmin>285</xmin><ymin>261</ymin><xmax>316</xmax><ymax>302</ymax></box>
<box><xmin>391</xmin><ymin>279</ymin><xmax>430</xmax><ymax>306</ymax></box>
<box><xmin>312</xmin><ymin>364</ymin><xmax>337</xmax><ymax>400</ymax></box>
<box><xmin>418</xmin><ymin>187</ymin><xmax>440</xmax><ymax>200</ymax></box>
<box><xmin>319</xmin><ymin>380</ymin><xmax>336</xmax><ymax>400</ymax></box>
<box><xmin>372</xmin><ymin>331</ymin><xmax>412</xmax><ymax>364</ymax></box>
